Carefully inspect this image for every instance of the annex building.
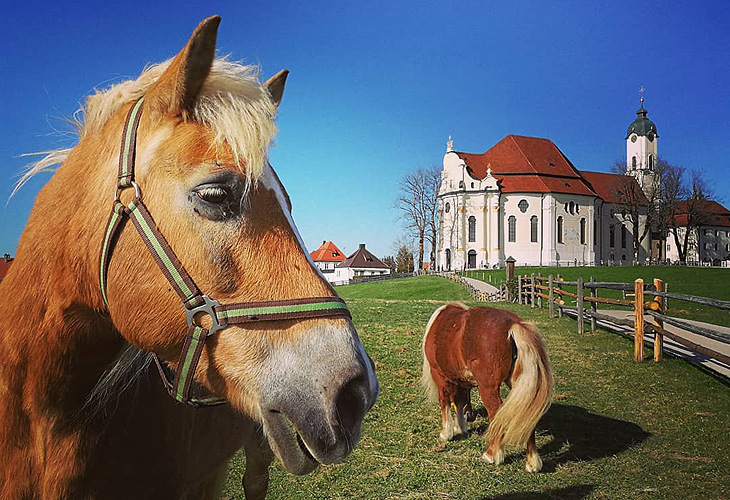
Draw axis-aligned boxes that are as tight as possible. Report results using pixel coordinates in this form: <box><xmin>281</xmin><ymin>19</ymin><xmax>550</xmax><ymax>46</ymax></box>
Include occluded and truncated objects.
<box><xmin>437</xmin><ymin>101</ymin><xmax>660</xmax><ymax>270</ymax></box>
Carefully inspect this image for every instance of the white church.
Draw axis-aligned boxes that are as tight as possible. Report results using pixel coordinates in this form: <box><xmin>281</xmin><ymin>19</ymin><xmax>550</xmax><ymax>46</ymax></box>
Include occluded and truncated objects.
<box><xmin>437</xmin><ymin>99</ymin><xmax>660</xmax><ymax>270</ymax></box>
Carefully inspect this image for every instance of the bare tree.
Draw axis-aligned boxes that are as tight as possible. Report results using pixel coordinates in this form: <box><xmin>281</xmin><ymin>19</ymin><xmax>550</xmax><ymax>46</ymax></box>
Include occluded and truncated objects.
<box><xmin>394</xmin><ymin>168</ymin><xmax>432</xmax><ymax>270</ymax></box>
<box><xmin>670</xmin><ymin>170</ymin><xmax>717</xmax><ymax>262</ymax></box>
<box><xmin>610</xmin><ymin>157</ymin><xmax>684</xmax><ymax>263</ymax></box>
<box><xmin>424</xmin><ymin>166</ymin><xmax>442</xmax><ymax>269</ymax></box>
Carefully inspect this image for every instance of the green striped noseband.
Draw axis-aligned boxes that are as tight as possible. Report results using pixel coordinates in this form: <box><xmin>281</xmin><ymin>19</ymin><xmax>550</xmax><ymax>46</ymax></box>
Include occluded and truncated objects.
<box><xmin>100</xmin><ymin>97</ymin><xmax>351</xmax><ymax>407</ymax></box>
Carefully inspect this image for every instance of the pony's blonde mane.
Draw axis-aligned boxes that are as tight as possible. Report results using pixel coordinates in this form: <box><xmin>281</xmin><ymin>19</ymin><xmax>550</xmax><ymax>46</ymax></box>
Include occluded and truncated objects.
<box><xmin>13</xmin><ymin>58</ymin><xmax>278</xmax><ymax>196</ymax></box>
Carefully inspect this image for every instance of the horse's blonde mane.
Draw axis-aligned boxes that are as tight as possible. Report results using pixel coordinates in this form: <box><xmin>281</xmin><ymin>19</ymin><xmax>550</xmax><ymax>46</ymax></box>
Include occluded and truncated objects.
<box><xmin>13</xmin><ymin>58</ymin><xmax>278</xmax><ymax>197</ymax></box>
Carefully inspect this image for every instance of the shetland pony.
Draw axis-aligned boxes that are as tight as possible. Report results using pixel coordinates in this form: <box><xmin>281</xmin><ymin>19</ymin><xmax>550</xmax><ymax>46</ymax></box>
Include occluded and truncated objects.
<box><xmin>0</xmin><ymin>17</ymin><xmax>377</xmax><ymax>499</ymax></box>
<box><xmin>421</xmin><ymin>303</ymin><xmax>553</xmax><ymax>472</ymax></box>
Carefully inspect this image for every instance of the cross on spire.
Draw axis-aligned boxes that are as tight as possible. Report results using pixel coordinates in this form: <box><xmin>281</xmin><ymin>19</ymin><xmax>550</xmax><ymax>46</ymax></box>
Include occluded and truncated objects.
<box><xmin>639</xmin><ymin>85</ymin><xmax>645</xmax><ymax>106</ymax></box>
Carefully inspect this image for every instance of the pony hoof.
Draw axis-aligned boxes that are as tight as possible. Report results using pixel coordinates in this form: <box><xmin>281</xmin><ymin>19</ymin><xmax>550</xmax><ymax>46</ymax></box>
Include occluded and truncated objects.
<box><xmin>525</xmin><ymin>455</ymin><xmax>543</xmax><ymax>473</ymax></box>
<box><xmin>481</xmin><ymin>450</ymin><xmax>504</xmax><ymax>465</ymax></box>
<box><xmin>439</xmin><ymin>431</ymin><xmax>453</xmax><ymax>441</ymax></box>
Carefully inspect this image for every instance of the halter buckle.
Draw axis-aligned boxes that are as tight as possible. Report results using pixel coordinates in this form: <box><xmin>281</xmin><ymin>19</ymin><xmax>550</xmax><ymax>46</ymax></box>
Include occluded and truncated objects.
<box><xmin>185</xmin><ymin>295</ymin><xmax>224</xmax><ymax>335</ymax></box>
<box><xmin>114</xmin><ymin>180</ymin><xmax>141</xmax><ymax>202</ymax></box>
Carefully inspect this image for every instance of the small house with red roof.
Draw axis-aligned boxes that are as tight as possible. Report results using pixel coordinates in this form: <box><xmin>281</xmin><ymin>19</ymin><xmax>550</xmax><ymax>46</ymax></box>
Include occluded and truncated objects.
<box><xmin>333</xmin><ymin>244</ymin><xmax>390</xmax><ymax>284</ymax></box>
<box><xmin>309</xmin><ymin>240</ymin><xmax>346</xmax><ymax>283</ymax></box>
<box><xmin>438</xmin><ymin>100</ymin><xmax>658</xmax><ymax>268</ymax></box>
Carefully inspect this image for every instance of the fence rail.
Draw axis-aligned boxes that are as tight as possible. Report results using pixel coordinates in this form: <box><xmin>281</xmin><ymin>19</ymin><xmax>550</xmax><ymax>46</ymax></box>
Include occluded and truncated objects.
<box><xmin>515</xmin><ymin>273</ymin><xmax>729</xmax><ymax>368</ymax></box>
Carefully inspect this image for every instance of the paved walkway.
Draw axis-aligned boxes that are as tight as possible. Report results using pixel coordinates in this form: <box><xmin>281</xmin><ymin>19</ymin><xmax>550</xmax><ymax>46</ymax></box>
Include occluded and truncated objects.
<box><xmin>462</xmin><ymin>277</ymin><xmax>500</xmax><ymax>295</ymax></box>
<box><xmin>583</xmin><ymin>309</ymin><xmax>730</xmax><ymax>379</ymax></box>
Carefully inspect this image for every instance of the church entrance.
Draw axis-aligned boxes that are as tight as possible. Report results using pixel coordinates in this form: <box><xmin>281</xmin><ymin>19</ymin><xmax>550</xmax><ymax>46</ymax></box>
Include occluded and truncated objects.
<box><xmin>467</xmin><ymin>250</ymin><xmax>477</xmax><ymax>269</ymax></box>
<box><xmin>445</xmin><ymin>249</ymin><xmax>451</xmax><ymax>271</ymax></box>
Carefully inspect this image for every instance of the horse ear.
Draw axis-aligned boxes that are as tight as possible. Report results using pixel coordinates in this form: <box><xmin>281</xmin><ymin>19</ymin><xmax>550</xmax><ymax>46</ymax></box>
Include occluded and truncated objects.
<box><xmin>264</xmin><ymin>69</ymin><xmax>289</xmax><ymax>107</ymax></box>
<box><xmin>146</xmin><ymin>16</ymin><xmax>221</xmax><ymax>118</ymax></box>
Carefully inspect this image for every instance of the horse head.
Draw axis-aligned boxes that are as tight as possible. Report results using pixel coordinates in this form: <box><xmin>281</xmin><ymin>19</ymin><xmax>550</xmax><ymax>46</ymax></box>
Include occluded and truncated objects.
<box><xmin>46</xmin><ymin>16</ymin><xmax>377</xmax><ymax>474</ymax></box>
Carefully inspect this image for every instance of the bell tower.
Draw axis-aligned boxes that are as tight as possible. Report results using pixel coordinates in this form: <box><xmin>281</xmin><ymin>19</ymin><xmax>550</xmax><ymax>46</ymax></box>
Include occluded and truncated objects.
<box><xmin>626</xmin><ymin>88</ymin><xmax>659</xmax><ymax>197</ymax></box>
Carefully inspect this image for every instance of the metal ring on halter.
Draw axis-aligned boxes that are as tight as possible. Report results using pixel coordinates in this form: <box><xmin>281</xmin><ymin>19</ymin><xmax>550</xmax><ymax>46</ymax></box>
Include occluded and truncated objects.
<box><xmin>185</xmin><ymin>295</ymin><xmax>224</xmax><ymax>335</ymax></box>
<box><xmin>114</xmin><ymin>180</ymin><xmax>141</xmax><ymax>202</ymax></box>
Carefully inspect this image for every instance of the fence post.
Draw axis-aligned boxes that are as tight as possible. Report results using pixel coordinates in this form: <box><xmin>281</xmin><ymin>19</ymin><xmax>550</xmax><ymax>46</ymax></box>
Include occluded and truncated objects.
<box><xmin>557</xmin><ymin>275</ymin><xmax>563</xmax><ymax>317</ymax></box>
<box><xmin>634</xmin><ymin>278</ymin><xmax>644</xmax><ymax>362</ymax></box>
<box><xmin>548</xmin><ymin>275</ymin><xmax>554</xmax><ymax>318</ymax></box>
<box><xmin>653</xmin><ymin>278</ymin><xmax>664</xmax><ymax>362</ymax></box>
<box><xmin>589</xmin><ymin>276</ymin><xmax>597</xmax><ymax>333</ymax></box>
<box><xmin>538</xmin><ymin>272</ymin><xmax>543</xmax><ymax>308</ymax></box>
<box><xmin>577</xmin><ymin>276</ymin><xmax>584</xmax><ymax>334</ymax></box>
<box><xmin>531</xmin><ymin>273</ymin><xmax>536</xmax><ymax>308</ymax></box>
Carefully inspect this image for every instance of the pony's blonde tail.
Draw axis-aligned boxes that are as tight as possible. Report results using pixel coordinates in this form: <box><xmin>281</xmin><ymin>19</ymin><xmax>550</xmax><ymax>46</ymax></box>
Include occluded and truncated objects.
<box><xmin>421</xmin><ymin>303</ymin><xmax>458</xmax><ymax>402</ymax></box>
<box><xmin>486</xmin><ymin>322</ymin><xmax>553</xmax><ymax>447</ymax></box>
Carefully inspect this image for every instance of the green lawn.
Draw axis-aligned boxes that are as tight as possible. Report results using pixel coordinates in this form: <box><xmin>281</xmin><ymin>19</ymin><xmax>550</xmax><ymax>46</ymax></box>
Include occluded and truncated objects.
<box><xmin>225</xmin><ymin>276</ymin><xmax>730</xmax><ymax>499</ymax></box>
<box><xmin>463</xmin><ymin>266</ymin><xmax>730</xmax><ymax>327</ymax></box>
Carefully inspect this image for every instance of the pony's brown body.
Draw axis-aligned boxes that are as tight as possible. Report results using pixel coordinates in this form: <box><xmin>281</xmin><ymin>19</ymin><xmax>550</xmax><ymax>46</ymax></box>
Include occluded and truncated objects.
<box><xmin>422</xmin><ymin>303</ymin><xmax>553</xmax><ymax>472</ymax></box>
<box><xmin>0</xmin><ymin>16</ymin><xmax>377</xmax><ymax>499</ymax></box>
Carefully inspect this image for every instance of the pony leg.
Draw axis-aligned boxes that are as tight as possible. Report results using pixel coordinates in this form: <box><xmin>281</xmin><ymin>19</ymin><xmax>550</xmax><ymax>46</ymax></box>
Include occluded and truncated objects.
<box><xmin>438</xmin><ymin>389</ymin><xmax>455</xmax><ymax>441</ymax></box>
<box><xmin>524</xmin><ymin>430</ymin><xmax>542</xmax><ymax>472</ymax></box>
<box><xmin>452</xmin><ymin>387</ymin><xmax>470</xmax><ymax>437</ymax></box>
<box><xmin>464</xmin><ymin>389</ymin><xmax>476</xmax><ymax>423</ymax></box>
<box><xmin>478</xmin><ymin>384</ymin><xmax>504</xmax><ymax>465</ymax></box>
<box><xmin>242</xmin><ymin>438</ymin><xmax>273</xmax><ymax>500</ymax></box>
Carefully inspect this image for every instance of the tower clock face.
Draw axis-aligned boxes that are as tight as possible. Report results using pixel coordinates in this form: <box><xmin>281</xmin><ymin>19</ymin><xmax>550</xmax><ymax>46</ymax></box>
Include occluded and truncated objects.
<box><xmin>631</xmin><ymin>134</ymin><xmax>637</xmax><ymax>143</ymax></box>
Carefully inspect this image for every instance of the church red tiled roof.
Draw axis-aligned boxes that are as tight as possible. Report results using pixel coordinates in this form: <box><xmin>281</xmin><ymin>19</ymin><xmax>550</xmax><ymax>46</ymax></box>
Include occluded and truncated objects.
<box><xmin>310</xmin><ymin>241</ymin><xmax>346</xmax><ymax>263</ymax></box>
<box><xmin>455</xmin><ymin>135</ymin><xmax>597</xmax><ymax>197</ymax></box>
<box><xmin>580</xmin><ymin>170</ymin><xmax>648</xmax><ymax>205</ymax></box>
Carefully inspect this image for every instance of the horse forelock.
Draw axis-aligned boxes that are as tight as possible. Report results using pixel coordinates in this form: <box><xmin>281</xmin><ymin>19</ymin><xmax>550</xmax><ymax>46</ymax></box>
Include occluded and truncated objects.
<box><xmin>13</xmin><ymin>57</ymin><xmax>278</xmax><ymax>196</ymax></box>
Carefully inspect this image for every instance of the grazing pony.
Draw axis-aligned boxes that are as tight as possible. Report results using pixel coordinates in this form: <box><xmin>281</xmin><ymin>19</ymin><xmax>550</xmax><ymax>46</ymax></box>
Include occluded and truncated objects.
<box><xmin>0</xmin><ymin>16</ymin><xmax>378</xmax><ymax>499</ymax></box>
<box><xmin>421</xmin><ymin>303</ymin><xmax>553</xmax><ymax>472</ymax></box>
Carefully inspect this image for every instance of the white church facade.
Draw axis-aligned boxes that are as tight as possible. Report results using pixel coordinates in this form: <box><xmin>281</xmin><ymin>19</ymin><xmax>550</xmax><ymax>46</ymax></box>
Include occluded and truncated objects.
<box><xmin>437</xmin><ymin>101</ymin><xmax>658</xmax><ymax>270</ymax></box>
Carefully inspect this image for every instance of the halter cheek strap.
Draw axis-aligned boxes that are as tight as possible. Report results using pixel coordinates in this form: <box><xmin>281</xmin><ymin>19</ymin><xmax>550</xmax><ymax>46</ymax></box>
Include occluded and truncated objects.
<box><xmin>100</xmin><ymin>97</ymin><xmax>351</xmax><ymax>407</ymax></box>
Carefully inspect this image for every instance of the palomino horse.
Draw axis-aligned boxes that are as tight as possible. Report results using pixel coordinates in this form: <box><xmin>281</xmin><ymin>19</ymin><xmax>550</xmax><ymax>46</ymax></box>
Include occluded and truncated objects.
<box><xmin>421</xmin><ymin>303</ymin><xmax>553</xmax><ymax>472</ymax></box>
<box><xmin>0</xmin><ymin>16</ymin><xmax>378</xmax><ymax>499</ymax></box>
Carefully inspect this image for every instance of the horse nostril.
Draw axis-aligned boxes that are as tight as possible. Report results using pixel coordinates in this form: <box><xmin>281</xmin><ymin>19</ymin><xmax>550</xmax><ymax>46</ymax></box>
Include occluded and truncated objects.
<box><xmin>334</xmin><ymin>373</ymin><xmax>368</xmax><ymax>439</ymax></box>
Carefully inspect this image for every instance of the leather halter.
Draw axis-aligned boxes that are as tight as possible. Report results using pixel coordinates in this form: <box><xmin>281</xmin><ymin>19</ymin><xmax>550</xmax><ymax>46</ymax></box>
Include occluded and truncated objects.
<box><xmin>100</xmin><ymin>97</ymin><xmax>351</xmax><ymax>407</ymax></box>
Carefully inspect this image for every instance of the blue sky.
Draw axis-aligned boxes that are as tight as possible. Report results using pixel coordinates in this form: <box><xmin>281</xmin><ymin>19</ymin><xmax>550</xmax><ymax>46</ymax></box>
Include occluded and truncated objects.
<box><xmin>2</xmin><ymin>1</ymin><xmax>729</xmax><ymax>259</ymax></box>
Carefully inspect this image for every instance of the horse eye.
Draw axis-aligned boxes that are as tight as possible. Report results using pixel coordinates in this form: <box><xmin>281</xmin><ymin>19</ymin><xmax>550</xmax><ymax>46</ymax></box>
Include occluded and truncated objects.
<box><xmin>196</xmin><ymin>186</ymin><xmax>228</xmax><ymax>204</ymax></box>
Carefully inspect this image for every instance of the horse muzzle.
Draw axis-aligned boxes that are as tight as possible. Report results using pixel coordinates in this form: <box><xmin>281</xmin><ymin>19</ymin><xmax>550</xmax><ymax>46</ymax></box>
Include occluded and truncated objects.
<box><xmin>257</xmin><ymin>322</ymin><xmax>378</xmax><ymax>474</ymax></box>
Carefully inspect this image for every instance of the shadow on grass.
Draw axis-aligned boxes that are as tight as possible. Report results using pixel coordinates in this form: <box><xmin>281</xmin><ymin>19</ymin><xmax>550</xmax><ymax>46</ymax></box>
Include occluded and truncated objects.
<box><xmin>538</xmin><ymin>403</ymin><xmax>650</xmax><ymax>468</ymax></box>
<box><xmin>471</xmin><ymin>403</ymin><xmax>649</xmax><ymax>469</ymax></box>
<box><xmin>479</xmin><ymin>484</ymin><xmax>595</xmax><ymax>500</ymax></box>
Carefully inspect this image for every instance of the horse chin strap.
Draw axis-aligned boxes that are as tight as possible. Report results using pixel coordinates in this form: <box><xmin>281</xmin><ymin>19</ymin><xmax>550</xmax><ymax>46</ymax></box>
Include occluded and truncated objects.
<box><xmin>99</xmin><ymin>97</ymin><xmax>351</xmax><ymax>407</ymax></box>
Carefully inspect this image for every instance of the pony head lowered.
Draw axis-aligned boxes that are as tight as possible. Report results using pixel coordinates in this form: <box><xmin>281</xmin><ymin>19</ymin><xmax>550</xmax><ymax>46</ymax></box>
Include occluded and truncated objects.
<box><xmin>16</xmin><ymin>16</ymin><xmax>377</xmax><ymax>474</ymax></box>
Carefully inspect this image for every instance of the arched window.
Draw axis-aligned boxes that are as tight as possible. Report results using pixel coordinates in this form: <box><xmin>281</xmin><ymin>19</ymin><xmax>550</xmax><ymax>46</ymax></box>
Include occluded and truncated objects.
<box><xmin>468</xmin><ymin>216</ymin><xmax>476</xmax><ymax>242</ymax></box>
<box><xmin>445</xmin><ymin>202</ymin><xmax>450</xmax><ymax>213</ymax></box>
<box><xmin>467</xmin><ymin>250</ymin><xmax>477</xmax><ymax>269</ymax></box>
<box><xmin>508</xmin><ymin>216</ymin><xmax>516</xmax><ymax>242</ymax></box>
<box><xmin>445</xmin><ymin>249</ymin><xmax>451</xmax><ymax>271</ymax></box>
<box><xmin>569</xmin><ymin>201</ymin><xmax>575</xmax><ymax>215</ymax></box>
<box><xmin>648</xmin><ymin>155</ymin><xmax>654</xmax><ymax>170</ymax></box>
<box><xmin>530</xmin><ymin>215</ymin><xmax>538</xmax><ymax>243</ymax></box>
<box><xmin>580</xmin><ymin>218</ymin><xmax>586</xmax><ymax>244</ymax></box>
<box><xmin>632</xmin><ymin>156</ymin><xmax>637</xmax><ymax>168</ymax></box>
<box><xmin>518</xmin><ymin>199</ymin><xmax>529</xmax><ymax>213</ymax></box>
<box><xmin>621</xmin><ymin>225</ymin><xmax>627</xmax><ymax>248</ymax></box>
<box><xmin>557</xmin><ymin>216</ymin><xmax>564</xmax><ymax>244</ymax></box>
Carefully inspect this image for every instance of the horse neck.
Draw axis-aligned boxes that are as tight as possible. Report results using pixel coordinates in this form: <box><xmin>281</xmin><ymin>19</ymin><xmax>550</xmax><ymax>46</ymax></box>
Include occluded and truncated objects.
<box><xmin>0</xmin><ymin>135</ymin><xmax>122</xmax><ymax>420</ymax></box>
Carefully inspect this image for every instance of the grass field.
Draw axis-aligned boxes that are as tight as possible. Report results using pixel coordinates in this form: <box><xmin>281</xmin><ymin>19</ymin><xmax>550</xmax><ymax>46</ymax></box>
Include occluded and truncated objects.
<box><xmin>224</xmin><ymin>276</ymin><xmax>730</xmax><ymax>499</ymax></box>
<box><xmin>463</xmin><ymin>266</ymin><xmax>730</xmax><ymax>327</ymax></box>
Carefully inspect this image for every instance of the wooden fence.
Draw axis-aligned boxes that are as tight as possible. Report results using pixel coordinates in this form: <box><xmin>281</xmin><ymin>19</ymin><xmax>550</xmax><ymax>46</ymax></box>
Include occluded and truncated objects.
<box><xmin>516</xmin><ymin>273</ymin><xmax>730</xmax><ymax>366</ymax></box>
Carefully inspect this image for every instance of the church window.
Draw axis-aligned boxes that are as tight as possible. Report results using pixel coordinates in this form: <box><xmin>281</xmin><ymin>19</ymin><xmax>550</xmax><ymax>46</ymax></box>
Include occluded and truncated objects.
<box><xmin>564</xmin><ymin>203</ymin><xmax>569</xmax><ymax>213</ymax></box>
<box><xmin>471</xmin><ymin>182</ymin><xmax>475</xmax><ymax>188</ymax></box>
<box><xmin>667</xmin><ymin>243</ymin><xmax>671</xmax><ymax>252</ymax></box>
<box><xmin>468</xmin><ymin>216</ymin><xmax>476</xmax><ymax>242</ymax></box>
<box><xmin>648</xmin><ymin>155</ymin><xmax>654</xmax><ymax>170</ymax></box>
<box><xmin>459</xmin><ymin>181</ymin><xmax>465</xmax><ymax>189</ymax></box>
<box><xmin>518</xmin><ymin>199</ymin><xmax>529</xmax><ymax>213</ymax></box>
<box><xmin>593</xmin><ymin>218</ymin><xmax>597</xmax><ymax>245</ymax></box>
<box><xmin>557</xmin><ymin>216</ymin><xmax>564</xmax><ymax>244</ymax></box>
<box><xmin>609</xmin><ymin>225</ymin><xmax>615</xmax><ymax>247</ymax></box>
<box><xmin>445</xmin><ymin>202</ymin><xmax>450</xmax><ymax>213</ymax></box>
<box><xmin>508</xmin><ymin>216</ymin><xmax>516</xmax><ymax>242</ymax></box>
<box><xmin>568</xmin><ymin>201</ymin><xmax>575</xmax><ymax>215</ymax></box>
<box><xmin>632</xmin><ymin>156</ymin><xmax>637</xmax><ymax>168</ymax></box>
<box><xmin>580</xmin><ymin>218</ymin><xmax>586</xmax><ymax>245</ymax></box>
<box><xmin>530</xmin><ymin>216</ymin><xmax>538</xmax><ymax>242</ymax></box>
<box><xmin>621</xmin><ymin>225</ymin><xmax>627</xmax><ymax>248</ymax></box>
